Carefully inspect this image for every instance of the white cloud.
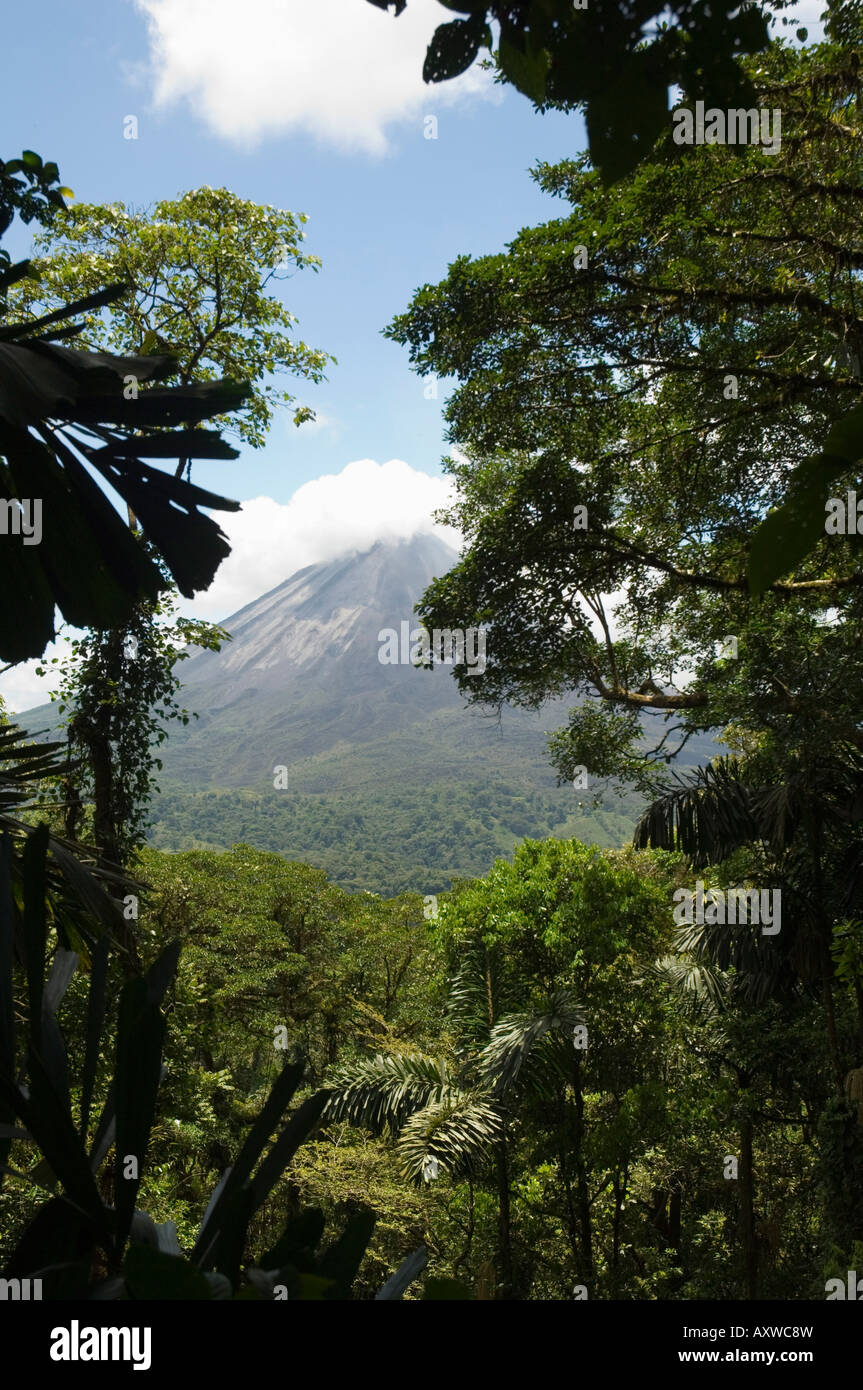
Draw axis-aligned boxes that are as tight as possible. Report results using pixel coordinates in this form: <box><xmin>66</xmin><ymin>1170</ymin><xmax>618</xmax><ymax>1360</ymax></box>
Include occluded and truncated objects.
<box><xmin>189</xmin><ymin>457</ymin><xmax>459</xmax><ymax>619</ymax></box>
<box><xmin>134</xmin><ymin>0</ymin><xmax>498</xmax><ymax>155</ymax></box>
<box><xmin>0</xmin><ymin>639</ymin><xmax>72</xmax><ymax>718</ymax></box>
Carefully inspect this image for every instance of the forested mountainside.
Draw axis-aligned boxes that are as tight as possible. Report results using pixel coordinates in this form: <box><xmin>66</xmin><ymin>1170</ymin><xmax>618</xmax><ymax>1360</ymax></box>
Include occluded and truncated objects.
<box><xmin>23</xmin><ymin>536</ymin><xmax>720</xmax><ymax>894</ymax></box>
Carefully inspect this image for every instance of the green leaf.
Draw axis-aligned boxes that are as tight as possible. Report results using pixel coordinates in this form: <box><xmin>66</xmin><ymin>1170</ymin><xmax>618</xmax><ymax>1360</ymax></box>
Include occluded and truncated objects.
<box><xmin>374</xmin><ymin>1246</ymin><xmax>429</xmax><ymax>1299</ymax></box>
<box><xmin>89</xmin><ymin>429</ymin><xmax>240</xmax><ymax>462</ymax></box>
<box><xmin>0</xmin><ymin>259</ymin><xmax>36</xmax><ymax>294</ymax></box>
<box><xmin>325</xmin><ymin>1051</ymin><xmax>450</xmax><ymax>1133</ymax></box>
<box><xmin>585</xmin><ymin>54</ymin><xmax>669</xmax><ymax>186</ymax></box>
<box><xmin>22</xmin><ymin>825</ymin><xmax>49</xmax><ymax>1053</ymax></box>
<box><xmin>0</xmin><ymin>424</ymin><xmax>157</xmax><ymax>659</ymax></box>
<box><xmin>249</xmin><ymin>1090</ymin><xmax>330</xmax><ymax>1214</ymax></box>
<box><xmin>750</xmin><ymin>402</ymin><xmax>863</xmax><ymax>592</ymax></box>
<box><xmin>825</xmin><ymin>401</ymin><xmax>863</xmax><ymax>461</ymax></box>
<box><xmin>211</xmin><ymin>1183</ymin><xmax>255</xmax><ymax>1289</ymax></box>
<box><xmin>0</xmin><ymin>302</ymin><xmax>250</xmax><ymax>660</ymax></box>
<box><xmin>259</xmin><ymin>1207</ymin><xmax>325</xmax><ymax>1273</ymax></box>
<box><xmin>398</xmin><ymin>1094</ymin><xmax>502</xmax><ymax>1181</ymax></box>
<box><xmin>124</xmin><ymin>1243</ymin><xmax>214</xmax><ymax>1300</ymax></box>
<box><xmin>39</xmin><ymin>947</ymin><xmax>77</xmax><ymax>1110</ymax></box>
<box><xmin>423</xmin><ymin>1275</ymin><xmax>475</xmax><ymax>1299</ymax></box>
<box><xmin>3</xmin><ymin>1196</ymin><xmax>95</xmax><ymax>1296</ymax></box>
<box><xmin>114</xmin><ymin>977</ymin><xmax>167</xmax><ymax>1248</ymax></box>
<box><xmin>0</xmin><ymin>1052</ymin><xmax>106</xmax><ymax>1227</ymax></box>
<box><xmin>193</xmin><ymin>1061</ymin><xmax>304</xmax><ymax>1265</ymax></box>
<box><xmin>49</xmin><ymin>840</ymin><xmax>132</xmax><ymax>943</ymax></box>
<box><xmin>143</xmin><ymin>938</ymin><xmax>182</xmax><ymax>1009</ymax></box>
<box><xmin>80</xmin><ymin>935</ymin><xmax>109</xmax><ymax>1139</ymax></box>
<box><xmin>317</xmin><ymin>1209</ymin><xmax>376</xmax><ymax>1299</ymax></box>
<box><xmin>497</xmin><ymin>36</ymin><xmax>549</xmax><ymax>105</ymax></box>
<box><xmin>748</xmin><ymin>453</ymin><xmax>846</xmax><ymax>594</ymax></box>
<box><xmin>0</xmin><ymin>283</ymin><xmax>126</xmax><ymax>341</ymax></box>
<box><xmin>423</xmin><ymin>15</ymin><xmax>489</xmax><ymax>83</ymax></box>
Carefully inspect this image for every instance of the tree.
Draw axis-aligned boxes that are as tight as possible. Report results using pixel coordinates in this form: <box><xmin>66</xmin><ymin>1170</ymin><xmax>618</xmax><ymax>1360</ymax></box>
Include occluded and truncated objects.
<box><xmin>636</xmin><ymin>754</ymin><xmax>863</xmax><ymax>1033</ymax></box>
<box><xmin>371</xmin><ymin>4</ymin><xmax>863</xmax><ymax>584</ymax></box>
<box><xmin>11</xmin><ymin>187</ymin><xmax>332</xmax><ymax>861</ymax></box>
<box><xmin>384</xmin><ymin>30</ymin><xmax>863</xmax><ymax>796</ymax></box>
<box><xmin>0</xmin><ymin>891</ymin><xmax>419</xmax><ymax>1300</ymax></box>
<box><xmin>11</xmin><ymin>187</ymin><xmax>333</xmax><ymax>449</ymax></box>
<box><xmin>0</xmin><ymin>155</ymin><xmax>259</xmax><ymax>665</ymax></box>
<box><xmin>0</xmin><ymin>719</ymin><xmax>144</xmax><ymax>1195</ymax></box>
<box><xmin>34</xmin><ymin>581</ymin><xmax>227</xmax><ymax>865</ymax></box>
<box><xmin>0</xmin><ymin>310</ymin><xmax>248</xmax><ymax>663</ymax></box>
<box><xmin>0</xmin><ymin>149</ymin><xmax>70</xmax><ymax>308</ymax></box>
<box><xmin>325</xmin><ymin>992</ymin><xmax>587</xmax><ymax>1297</ymax></box>
<box><xmin>385</xmin><ymin>34</ymin><xmax>863</xmax><ymax>1281</ymax></box>
<box><xmin>327</xmin><ymin>840</ymin><xmax>678</xmax><ymax>1296</ymax></box>
<box><xmin>117</xmin><ymin>847</ymin><xmax>440</xmax><ymax>1285</ymax></box>
<box><xmin>365</xmin><ymin>0</ymin><xmax>800</xmax><ymax>182</ymax></box>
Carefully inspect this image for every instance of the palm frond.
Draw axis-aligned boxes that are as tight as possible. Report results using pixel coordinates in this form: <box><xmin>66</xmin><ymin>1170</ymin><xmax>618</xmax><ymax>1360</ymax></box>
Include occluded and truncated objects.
<box><xmin>323</xmin><ymin>1052</ymin><xmax>450</xmax><ymax>1135</ymax></box>
<box><xmin>0</xmin><ymin>285</ymin><xmax>250</xmax><ymax>661</ymax></box>
<box><xmin>0</xmin><ymin>720</ymin><xmax>136</xmax><ymax>956</ymax></box>
<box><xmin>634</xmin><ymin>757</ymin><xmax>756</xmax><ymax>868</ymax></box>
<box><xmin>480</xmin><ymin>988</ymin><xmax>584</xmax><ymax>1098</ymax></box>
<box><xmin>672</xmin><ymin>917</ymin><xmax>799</xmax><ymax>1007</ymax></box>
<box><xmin>650</xmin><ymin>953</ymin><xmax>727</xmax><ymax>1016</ymax></box>
<box><xmin>636</xmin><ymin>747</ymin><xmax>863</xmax><ymax>868</ymax></box>
<box><xmin>0</xmin><ymin>723</ymin><xmax>70</xmax><ymax>814</ymax></box>
<box><xmin>447</xmin><ymin>940</ymin><xmax>512</xmax><ymax>1050</ymax></box>
<box><xmin>397</xmin><ymin>1094</ymin><xmax>502</xmax><ymax>1184</ymax></box>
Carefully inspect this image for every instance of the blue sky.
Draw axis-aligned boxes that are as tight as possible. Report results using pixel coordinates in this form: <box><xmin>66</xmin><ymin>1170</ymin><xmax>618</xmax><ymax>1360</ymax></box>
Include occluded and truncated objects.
<box><xmin>1</xmin><ymin>0</ymin><xmax>584</xmax><ymax>496</ymax></box>
<box><xmin>0</xmin><ymin>0</ymin><xmax>824</xmax><ymax>708</ymax></box>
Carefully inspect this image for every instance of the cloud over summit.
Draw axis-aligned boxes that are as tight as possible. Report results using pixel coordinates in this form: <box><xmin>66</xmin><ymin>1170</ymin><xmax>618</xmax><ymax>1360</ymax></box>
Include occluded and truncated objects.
<box><xmin>193</xmin><ymin>457</ymin><xmax>459</xmax><ymax>620</ymax></box>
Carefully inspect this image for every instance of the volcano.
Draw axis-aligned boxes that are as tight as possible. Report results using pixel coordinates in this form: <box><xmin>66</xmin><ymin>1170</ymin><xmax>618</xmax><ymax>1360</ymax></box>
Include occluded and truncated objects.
<box><xmin>21</xmin><ymin>535</ymin><xmax>710</xmax><ymax>895</ymax></box>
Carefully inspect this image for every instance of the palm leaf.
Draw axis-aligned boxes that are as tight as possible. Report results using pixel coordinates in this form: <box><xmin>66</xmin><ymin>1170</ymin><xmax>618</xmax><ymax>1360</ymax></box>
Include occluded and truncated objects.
<box><xmin>634</xmin><ymin>757</ymin><xmax>757</xmax><ymax>868</ymax></box>
<box><xmin>0</xmin><ymin>287</ymin><xmax>250</xmax><ymax>660</ymax></box>
<box><xmin>650</xmin><ymin>953</ymin><xmax>727</xmax><ymax>1016</ymax></box>
<box><xmin>447</xmin><ymin>940</ymin><xmax>516</xmax><ymax>1052</ymax></box>
<box><xmin>480</xmin><ymin>988</ymin><xmax>585</xmax><ymax>1098</ymax></box>
<box><xmin>324</xmin><ymin>1053</ymin><xmax>451</xmax><ymax>1134</ymax></box>
<box><xmin>397</xmin><ymin>1094</ymin><xmax>503</xmax><ymax>1183</ymax></box>
<box><xmin>0</xmin><ymin>721</ymin><xmax>138</xmax><ymax>960</ymax></box>
<box><xmin>672</xmin><ymin>916</ymin><xmax>799</xmax><ymax>1007</ymax></box>
<box><xmin>636</xmin><ymin>748</ymin><xmax>863</xmax><ymax>867</ymax></box>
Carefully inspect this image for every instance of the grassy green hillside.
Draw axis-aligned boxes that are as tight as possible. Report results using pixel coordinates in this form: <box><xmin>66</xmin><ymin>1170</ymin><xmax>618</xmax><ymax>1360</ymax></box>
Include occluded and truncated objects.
<box><xmin>147</xmin><ymin>706</ymin><xmax>644</xmax><ymax>895</ymax></box>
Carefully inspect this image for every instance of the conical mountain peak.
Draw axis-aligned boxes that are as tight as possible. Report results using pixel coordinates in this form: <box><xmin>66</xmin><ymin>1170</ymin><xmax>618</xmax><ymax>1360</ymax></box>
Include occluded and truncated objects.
<box><xmin>179</xmin><ymin>533</ymin><xmax>461</xmax><ymax>706</ymax></box>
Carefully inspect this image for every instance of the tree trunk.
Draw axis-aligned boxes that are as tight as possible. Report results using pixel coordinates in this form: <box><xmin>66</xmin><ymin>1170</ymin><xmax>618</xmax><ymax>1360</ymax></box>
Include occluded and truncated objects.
<box><xmin>739</xmin><ymin>1099</ymin><xmax>758</xmax><ymax>1300</ymax></box>
<box><xmin>854</xmin><ymin>978</ymin><xmax>863</xmax><ymax>1059</ymax></box>
<box><xmin>572</xmin><ymin>1055</ymin><xmax>594</xmax><ymax>1282</ymax></box>
<box><xmin>822</xmin><ymin>969</ymin><xmax>845</xmax><ymax>1096</ymax></box>
<box><xmin>813</xmin><ymin>804</ymin><xmax>845</xmax><ymax>1094</ymax></box>
<box><xmin>494</xmin><ymin>1141</ymin><xmax>515</xmax><ymax>1298</ymax></box>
